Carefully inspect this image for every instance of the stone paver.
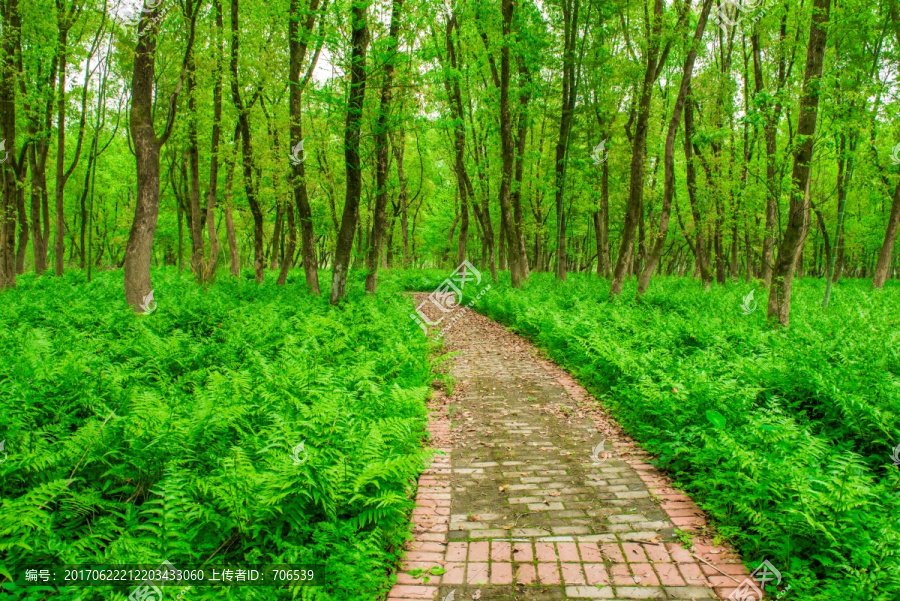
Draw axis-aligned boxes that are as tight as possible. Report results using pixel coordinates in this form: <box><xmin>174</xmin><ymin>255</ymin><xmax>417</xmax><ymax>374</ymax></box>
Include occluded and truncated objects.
<box><xmin>387</xmin><ymin>293</ymin><xmax>756</xmax><ymax>601</ymax></box>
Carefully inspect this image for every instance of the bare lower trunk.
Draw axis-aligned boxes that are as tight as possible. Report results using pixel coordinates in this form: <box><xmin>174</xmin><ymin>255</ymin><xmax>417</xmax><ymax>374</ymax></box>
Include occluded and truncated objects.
<box><xmin>123</xmin><ymin>1</ymin><xmax>194</xmax><ymax>309</ymax></box>
<box><xmin>230</xmin><ymin>0</ymin><xmax>263</xmax><ymax>283</ymax></box>
<box><xmin>330</xmin><ymin>0</ymin><xmax>369</xmax><ymax>304</ymax></box>
<box><xmin>289</xmin><ymin>0</ymin><xmax>324</xmax><ymax>294</ymax></box>
<box><xmin>637</xmin><ymin>0</ymin><xmax>712</xmax><ymax>295</ymax></box>
<box><xmin>225</xmin><ymin>158</ymin><xmax>239</xmax><ymax>276</ymax></box>
<box><xmin>392</xmin><ymin>131</ymin><xmax>409</xmax><ymax>266</ymax></box>
<box><xmin>873</xmin><ymin>166</ymin><xmax>900</xmax><ymax>288</ymax></box>
<box><xmin>277</xmin><ymin>202</ymin><xmax>296</xmax><ymax>285</ymax></box>
<box><xmin>29</xmin><ymin>149</ymin><xmax>49</xmax><ymax>274</ymax></box>
<box><xmin>611</xmin><ymin>0</ymin><xmax>665</xmax><ymax>296</ymax></box>
<box><xmin>365</xmin><ymin>0</ymin><xmax>403</xmax><ymax>293</ymax></box>
<box><xmin>684</xmin><ymin>89</ymin><xmax>713</xmax><ymax>288</ymax></box>
<box><xmin>767</xmin><ymin>0</ymin><xmax>830</xmax><ymax>326</ymax></box>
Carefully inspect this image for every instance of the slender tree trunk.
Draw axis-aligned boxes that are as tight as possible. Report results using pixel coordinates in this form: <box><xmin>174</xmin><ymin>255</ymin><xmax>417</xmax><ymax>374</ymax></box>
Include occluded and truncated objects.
<box><xmin>767</xmin><ymin>0</ymin><xmax>831</xmax><ymax>325</ymax></box>
<box><xmin>497</xmin><ymin>0</ymin><xmax>521</xmax><ymax>286</ymax></box>
<box><xmin>224</xmin><ymin>152</ymin><xmax>239</xmax><ymax>276</ymax></box>
<box><xmin>873</xmin><ymin>165</ymin><xmax>900</xmax><ymax>288</ymax></box>
<box><xmin>289</xmin><ymin>0</ymin><xmax>325</xmax><ymax>294</ymax></box>
<box><xmin>684</xmin><ymin>89</ymin><xmax>713</xmax><ymax>289</ymax></box>
<box><xmin>229</xmin><ymin>0</ymin><xmax>264</xmax><ymax>283</ymax></box>
<box><xmin>186</xmin><ymin>44</ymin><xmax>205</xmax><ymax>281</ymax></box>
<box><xmin>391</xmin><ymin>130</ymin><xmax>410</xmax><ymax>266</ymax></box>
<box><xmin>200</xmin><ymin>0</ymin><xmax>225</xmax><ymax>283</ymax></box>
<box><xmin>554</xmin><ymin>0</ymin><xmax>581</xmax><ymax>282</ymax></box>
<box><xmin>53</xmin><ymin>25</ymin><xmax>70</xmax><ymax>278</ymax></box>
<box><xmin>365</xmin><ymin>0</ymin><xmax>403</xmax><ymax>293</ymax></box>
<box><xmin>29</xmin><ymin>145</ymin><xmax>50</xmax><ymax>274</ymax></box>
<box><xmin>330</xmin><ymin>0</ymin><xmax>370</xmax><ymax>304</ymax></box>
<box><xmin>824</xmin><ymin>132</ymin><xmax>848</xmax><ymax>303</ymax></box>
<box><xmin>610</xmin><ymin>0</ymin><xmax>665</xmax><ymax>296</ymax></box>
<box><xmin>511</xmin><ymin>56</ymin><xmax>531</xmax><ymax>280</ymax></box>
<box><xmin>638</xmin><ymin>0</ymin><xmax>713</xmax><ymax>295</ymax></box>
<box><xmin>123</xmin><ymin>1</ymin><xmax>195</xmax><ymax>309</ymax></box>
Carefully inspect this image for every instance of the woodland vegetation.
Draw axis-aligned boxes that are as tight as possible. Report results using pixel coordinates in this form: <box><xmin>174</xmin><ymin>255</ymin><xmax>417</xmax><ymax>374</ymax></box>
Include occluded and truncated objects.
<box><xmin>0</xmin><ymin>0</ymin><xmax>899</xmax><ymax>321</ymax></box>
<box><xmin>2</xmin><ymin>0</ymin><xmax>900</xmax><ymax>598</ymax></box>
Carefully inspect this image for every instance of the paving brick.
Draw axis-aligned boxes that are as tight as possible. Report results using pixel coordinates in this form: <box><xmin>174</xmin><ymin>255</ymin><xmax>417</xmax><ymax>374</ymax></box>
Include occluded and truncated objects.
<box><xmin>538</xmin><ymin>563</ymin><xmax>561</xmax><ymax>585</ymax></box>
<box><xmin>512</xmin><ymin>542</ymin><xmax>534</xmax><ymax>562</ymax></box>
<box><xmin>564</xmin><ymin>585</ymin><xmax>615</xmax><ymax>598</ymax></box>
<box><xmin>536</xmin><ymin>542</ymin><xmax>557</xmax><ymax>562</ymax></box>
<box><xmin>467</xmin><ymin>562</ymin><xmax>488</xmax><ymax>584</ymax></box>
<box><xmin>468</xmin><ymin>541</ymin><xmax>489</xmax><ymax>562</ymax></box>
<box><xmin>491</xmin><ymin>562</ymin><xmax>513</xmax><ymax>584</ymax></box>
<box><xmin>583</xmin><ymin>563</ymin><xmax>609</xmax><ymax>586</ymax></box>
<box><xmin>561</xmin><ymin>563</ymin><xmax>586</xmax><ymax>585</ymax></box>
<box><xmin>515</xmin><ymin>563</ymin><xmax>537</xmax><ymax>585</ymax></box>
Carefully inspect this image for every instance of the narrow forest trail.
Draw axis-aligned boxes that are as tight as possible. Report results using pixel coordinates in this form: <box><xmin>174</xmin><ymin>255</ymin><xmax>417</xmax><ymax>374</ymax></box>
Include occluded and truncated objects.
<box><xmin>387</xmin><ymin>294</ymin><xmax>757</xmax><ymax>601</ymax></box>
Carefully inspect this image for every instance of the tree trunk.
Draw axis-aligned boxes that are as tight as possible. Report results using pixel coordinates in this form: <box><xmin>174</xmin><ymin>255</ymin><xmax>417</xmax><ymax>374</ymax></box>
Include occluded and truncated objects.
<box><xmin>229</xmin><ymin>0</ymin><xmax>264</xmax><ymax>283</ymax></box>
<box><xmin>554</xmin><ymin>0</ymin><xmax>581</xmax><ymax>282</ymax></box>
<box><xmin>391</xmin><ymin>130</ymin><xmax>410</xmax><ymax>266</ymax></box>
<box><xmin>365</xmin><ymin>0</ymin><xmax>403</xmax><ymax>293</ymax></box>
<box><xmin>289</xmin><ymin>0</ymin><xmax>325</xmax><ymax>294</ymax></box>
<box><xmin>683</xmin><ymin>88</ymin><xmax>713</xmax><ymax>289</ymax></box>
<box><xmin>766</xmin><ymin>0</ymin><xmax>831</xmax><ymax>326</ymax></box>
<box><xmin>610</xmin><ymin>0</ymin><xmax>665</xmax><ymax>296</ymax></box>
<box><xmin>123</xmin><ymin>1</ymin><xmax>196</xmax><ymax>308</ymax></box>
<box><xmin>224</xmin><ymin>152</ymin><xmax>239</xmax><ymax>276</ymax></box>
<box><xmin>330</xmin><ymin>0</ymin><xmax>370</xmax><ymax>304</ymax></box>
<box><xmin>873</xmin><ymin>164</ymin><xmax>900</xmax><ymax>288</ymax></box>
<box><xmin>498</xmin><ymin>0</ymin><xmax>521</xmax><ymax>286</ymax></box>
<box><xmin>637</xmin><ymin>0</ymin><xmax>713</xmax><ymax>295</ymax></box>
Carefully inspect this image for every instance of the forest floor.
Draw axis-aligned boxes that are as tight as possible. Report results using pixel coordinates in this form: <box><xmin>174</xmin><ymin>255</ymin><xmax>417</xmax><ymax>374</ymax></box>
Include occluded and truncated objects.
<box><xmin>387</xmin><ymin>294</ymin><xmax>760</xmax><ymax>601</ymax></box>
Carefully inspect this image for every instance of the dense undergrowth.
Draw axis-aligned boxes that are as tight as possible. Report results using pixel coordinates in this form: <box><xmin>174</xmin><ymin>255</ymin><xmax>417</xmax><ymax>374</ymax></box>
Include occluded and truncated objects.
<box><xmin>464</xmin><ymin>272</ymin><xmax>900</xmax><ymax>600</ymax></box>
<box><xmin>0</xmin><ymin>268</ymin><xmax>434</xmax><ymax>601</ymax></box>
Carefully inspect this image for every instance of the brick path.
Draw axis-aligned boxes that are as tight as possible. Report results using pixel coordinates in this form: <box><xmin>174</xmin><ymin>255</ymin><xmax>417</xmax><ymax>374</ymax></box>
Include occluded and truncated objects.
<box><xmin>388</xmin><ymin>294</ymin><xmax>759</xmax><ymax>601</ymax></box>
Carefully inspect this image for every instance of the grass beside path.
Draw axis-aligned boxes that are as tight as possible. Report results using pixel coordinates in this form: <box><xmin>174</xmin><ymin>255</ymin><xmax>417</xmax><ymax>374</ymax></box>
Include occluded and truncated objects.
<box><xmin>0</xmin><ymin>268</ymin><xmax>434</xmax><ymax>601</ymax></box>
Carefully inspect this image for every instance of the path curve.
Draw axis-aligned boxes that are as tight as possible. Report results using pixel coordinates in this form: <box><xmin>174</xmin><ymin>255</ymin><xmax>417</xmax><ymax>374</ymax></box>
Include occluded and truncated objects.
<box><xmin>388</xmin><ymin>293</ymin><xmax>757</xmax><ymax>601</ymax></box>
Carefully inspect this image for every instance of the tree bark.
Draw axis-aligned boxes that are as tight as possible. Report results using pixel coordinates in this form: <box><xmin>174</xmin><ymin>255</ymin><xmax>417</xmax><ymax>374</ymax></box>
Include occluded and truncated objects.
<box><xmin>365</xmin><ymin>0</ymin><xmax>403</xmax><ymax>293</ymax></box>
<box><xmin>123</xmin><ymin>0</ymin><xmax>196</xmax><ymax>309</ymax></box>
<box><xmin>610</xmin><ymin>0</ymin><xmax>666</xmax><ymax>296</ymax></box>
<box><xmin>229</xmin><ymin>0</ymin><xmax>264</xmax><ymax>283</ymax></box>
<box><xmin>683</xmin><ymin>88</ymin><xmax>713</xmax><ymax>289</ymax></box>
<box><xmin>290</xmin><ymin>0</ymin><xmax>326</xmax><ymax>295</ymax></box>
<box><xmin>498</xmin><ymin>0</ymin><xmax>521</xmax><ymax>286</ymax></box>
<box><xmin>637</xmin><ymin>0</ymin><xmax>713</xmax><ymax>295</ymax></box>
<box><xmin>767</xmin><ymin>0</ymin><xmax>831</xmax><ymax>326</ymax></box>
<box><xmin>554</xmin><ymin>0</ymin><xmax>581</xmax><ymax>282</ymax></box>
<box><xmin>330</xmin><ymin>0</ymin><xmax>370</xmax><ymax>304</ymax></box>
